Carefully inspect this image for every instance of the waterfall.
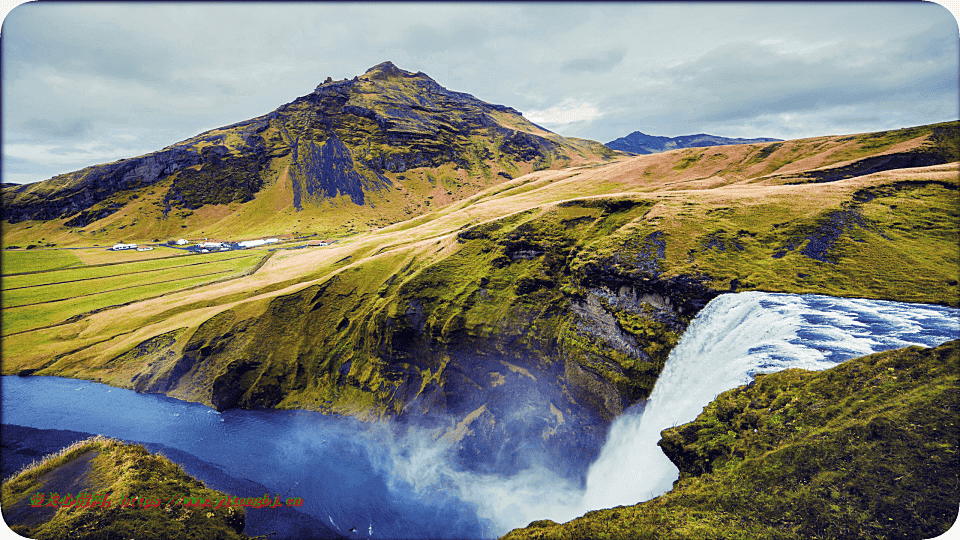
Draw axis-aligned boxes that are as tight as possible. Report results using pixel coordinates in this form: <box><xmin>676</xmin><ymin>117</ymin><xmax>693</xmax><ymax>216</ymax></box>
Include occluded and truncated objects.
<box><xmin>580</xmin><ymin>291</ymin><xmax>959</xmax><ymax>513</ymax></box>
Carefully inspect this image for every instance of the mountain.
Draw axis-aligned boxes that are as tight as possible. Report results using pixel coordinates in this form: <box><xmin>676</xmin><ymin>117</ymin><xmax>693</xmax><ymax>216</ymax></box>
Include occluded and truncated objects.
<box><xmin>606</xmin><ymin>130</ymin><xmax>782</xmax><ymax>154</ymax></box>
<box><xmin>2</xmin><ymin>61</ymin><xmax>617</xmax><ymax>243</ymax></box>
<box><xmin>502</xmin><ymin>340</ymin><xmax>960</xmax><ymax>540</ymax></box>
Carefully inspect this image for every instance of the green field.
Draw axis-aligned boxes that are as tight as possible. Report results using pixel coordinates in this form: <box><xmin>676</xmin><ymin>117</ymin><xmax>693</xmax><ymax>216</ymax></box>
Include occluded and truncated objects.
<box><xmin>1</xmin><ymin>249</ymin><xmax>266</xmax><ymax>336</ymax></box>
<box><xmin>1</xmin><ymin>249</ymin><xmax>83</xmax><ymax>274</ymax></box>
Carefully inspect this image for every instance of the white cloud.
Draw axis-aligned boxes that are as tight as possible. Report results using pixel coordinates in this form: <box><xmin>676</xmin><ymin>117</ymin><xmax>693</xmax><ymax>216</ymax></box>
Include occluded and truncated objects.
<box><xmin>1</xmin><ymin>2</ymin><xmax>957</xmax><ymax>183</ymax></box>
<box><xmin>3</xmin><ymin>142</ymin><xmax>147</xmax><ymax>167</ymax></box>
<box><xmin>524</xmin><ymin>99</ymin><xmax>601</xmax><ymax>126</ymax></box>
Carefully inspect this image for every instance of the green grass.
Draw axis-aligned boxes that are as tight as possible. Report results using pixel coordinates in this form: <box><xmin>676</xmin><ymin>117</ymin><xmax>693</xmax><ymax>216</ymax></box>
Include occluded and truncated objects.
<box><xmin>2</xmin><ymin>254</ymin><xmax>261</xmax><ymax>307</ymax></box>
<box><xmin>1</xmin><ymin>252</ymin><xmax>265</xmax><ymax>336</ymax></box>
<box><xmin>2</xmin><ymin>274</ymin><xmax>239</xmax><ymax>336</ymax></box>
<box><xmin>2</xmin><ymin>437</ymin><xmax>247</xmax><ymax>540</ymax></box>
<box><xmin>1</xmin><ymin>249</ymin><xmax>83</xmax><ymax>274</ymax></box>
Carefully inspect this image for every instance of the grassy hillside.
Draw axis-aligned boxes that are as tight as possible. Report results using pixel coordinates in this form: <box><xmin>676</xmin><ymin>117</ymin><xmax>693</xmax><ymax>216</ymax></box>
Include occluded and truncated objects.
<box><xmin>3</xmin><ymin>121</ymin><xmax>957</xmax><ymax>538</ymax></box>
<box><xmin>501</xmin><ymin>339</ymin><xmax>960</xmax><ymax>540</ymax></box>
<box><xmin>1</xmin><ymin>122</ymin><xmax>957</xmax><ymax>436</ymax></box>
<box><xmin>2</xmin><ymin>436</ymin><xmax>247</xmax><ymax>540</ymax></box>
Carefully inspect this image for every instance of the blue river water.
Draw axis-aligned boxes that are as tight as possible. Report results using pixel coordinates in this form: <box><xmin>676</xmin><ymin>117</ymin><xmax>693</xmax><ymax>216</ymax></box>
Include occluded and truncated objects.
<box><xmin>2</xmin><ymin>292</ymin><xmax>958</xmax><ymax>538</ymax></box>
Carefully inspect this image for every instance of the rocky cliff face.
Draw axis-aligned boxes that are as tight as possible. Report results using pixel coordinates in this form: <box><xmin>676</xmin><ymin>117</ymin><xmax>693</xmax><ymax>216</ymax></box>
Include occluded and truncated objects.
<box><xmin>3</xmin><ymin>61</ymin><xmax>613</xmax><ymax>231</ymax></box>
<box><xmin>3</xmin><ymin>146</ymin><xmax>204</xmax><ymax>225</ymax></box>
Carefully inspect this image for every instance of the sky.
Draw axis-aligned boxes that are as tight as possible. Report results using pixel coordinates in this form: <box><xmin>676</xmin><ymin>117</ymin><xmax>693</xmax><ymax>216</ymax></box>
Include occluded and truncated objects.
<box><xmin>2</xmin><ymin>1</ymin><xmax>958</xmax><ymax>186</ymax></box>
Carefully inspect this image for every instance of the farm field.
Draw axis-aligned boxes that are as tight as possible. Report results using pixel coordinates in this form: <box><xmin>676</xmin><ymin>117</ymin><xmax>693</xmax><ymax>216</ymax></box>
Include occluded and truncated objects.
<box><xmin>1</xmin><ymin>249</ymin><xmax>85</xmax><ymax>274</ymax></box>
<box><xmin>1</xmin><ymin>249</ymin><xmax>269</xmax><ymax>336</ymax></box>
<box><xmin>1</xmin><ymin>245</ymin><xmax>197</xmax><ymax>275</ymax></box>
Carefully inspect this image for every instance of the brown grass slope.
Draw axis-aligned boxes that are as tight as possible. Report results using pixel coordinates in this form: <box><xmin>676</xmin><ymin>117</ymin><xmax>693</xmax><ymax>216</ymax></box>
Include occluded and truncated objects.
<box><xmin>501</xmin><ymin>339</ymin><xmax>960</xmax><ymax>540</ymax></box>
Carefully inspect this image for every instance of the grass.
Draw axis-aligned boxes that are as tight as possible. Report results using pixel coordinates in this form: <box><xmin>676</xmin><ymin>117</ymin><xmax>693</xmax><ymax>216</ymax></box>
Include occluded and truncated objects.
<box><xmin>2</xmin><ymin>273</ymin><xmax>243</xmax><ymax>337</ymax></box>
<box><xmin>2</xmin><ymin>437</ymin><xmax>247</xmax><ymax>540</ymax></box>
<box><xmin>1</xmin><ymin>251</ymin><xmax>266</xmax><ymax>336</ymax></box>
<box><xmin>2</xmin><ymin>255</ymin><xmax>258</xmax><ymax>305</ymax></box>
<box><xmin>1</xmin><ymin>249</ymin><xmax>84</xmax><ymax>274</ymax></box>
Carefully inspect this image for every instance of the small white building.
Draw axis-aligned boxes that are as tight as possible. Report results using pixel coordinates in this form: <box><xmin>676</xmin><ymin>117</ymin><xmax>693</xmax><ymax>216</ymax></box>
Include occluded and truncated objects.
<box><xmin>136</xmin><ymin>246</ymin><xmax>154</xmax><ymax>252</ymax></box>
<box><xmin>238</xmin><ymin>238</ymin><xmax>280</xmax><ymax>249</ymax></box>
<box><xmin>111</xmin><ymin>243</ymin><xmax>137</xmax><ymax>251</ymax></box>
<box><xmin>176</xmin><ymin>239</ymin><xmax>188</xmax><ymax>245</ymax></box>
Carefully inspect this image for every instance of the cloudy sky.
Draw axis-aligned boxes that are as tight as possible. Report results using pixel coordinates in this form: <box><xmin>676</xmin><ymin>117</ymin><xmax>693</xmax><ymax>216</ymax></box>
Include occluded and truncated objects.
<box><xmin>2</xmin><ymin>2</ymin><xmax>958</xmax><ymax>185</ymax></box>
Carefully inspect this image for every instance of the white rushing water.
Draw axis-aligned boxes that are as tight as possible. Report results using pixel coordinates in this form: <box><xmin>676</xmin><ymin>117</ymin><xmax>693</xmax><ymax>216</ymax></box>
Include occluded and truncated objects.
<box><xmin>578</xmin><ymin>291</ymin><xmax>958</xmax><ymax>514</ymax></box>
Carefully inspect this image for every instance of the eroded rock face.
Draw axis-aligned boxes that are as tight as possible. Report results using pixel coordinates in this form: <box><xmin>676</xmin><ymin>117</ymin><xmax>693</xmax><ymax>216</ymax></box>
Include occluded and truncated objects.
<box><xmin>396</xmin><ymin>342</ymin><xmax>613</xmax><ymax>477</ymax></box>
<box><xmin>112</xmin><ymin>260</ymin><xmax>720</xmax><ymax>486</ymax></box>
<box><xmin>291</xmin><ymin>133</ymin><xmax>379</xmax><ymax>207</ymax></box>
<box><xmin>571</xmin><ymin>292</ymin><xmax>648</xmax><ymax>360</ymax></box>
<box><xmin>4</xmin><ymin>147</ymin><xmax>204</xmax><ymax>225</ymax></box>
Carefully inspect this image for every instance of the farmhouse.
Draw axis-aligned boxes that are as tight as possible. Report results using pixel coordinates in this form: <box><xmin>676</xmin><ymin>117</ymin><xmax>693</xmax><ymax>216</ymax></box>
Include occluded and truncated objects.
<box><xmin>238</xmin><ymin>238</ymin><xmax>280</xmax><ymax>248</ymax></box>
<box><xmin>110</xmin><ymin>243</ymin><xmax>137</xmax><ymax>251</ymax></box>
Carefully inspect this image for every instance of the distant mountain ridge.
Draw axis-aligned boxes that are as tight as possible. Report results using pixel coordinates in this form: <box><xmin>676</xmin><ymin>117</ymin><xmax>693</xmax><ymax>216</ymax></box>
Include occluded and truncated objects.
<box><xmin>606</xmin><ymin>131</ymin><xmax>782</xmax><ymax>154</ymax></box>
